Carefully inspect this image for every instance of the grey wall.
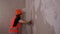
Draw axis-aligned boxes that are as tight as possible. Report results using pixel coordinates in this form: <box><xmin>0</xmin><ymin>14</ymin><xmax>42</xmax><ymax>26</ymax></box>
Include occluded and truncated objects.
<box><xmin>25</xmin><ymin>0</ymin><xmax>56</xmax><ymax>34</ymax></box>
<box><xmin>0</xmin><ymin>0</ymin><xmax>25</xmax><ymax>34</ymax></box>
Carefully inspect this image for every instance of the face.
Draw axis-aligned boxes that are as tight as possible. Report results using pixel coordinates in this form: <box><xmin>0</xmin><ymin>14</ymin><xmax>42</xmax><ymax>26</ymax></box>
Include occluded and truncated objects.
<box><xmin>20</xmin><ymin>14</ymin><xmax>23</xmax><ymax>19</ymax></box>
<box><xmin>19</xmin><ymin>12</ymin><xmax>24</xmax><ymax>19</ymax></box>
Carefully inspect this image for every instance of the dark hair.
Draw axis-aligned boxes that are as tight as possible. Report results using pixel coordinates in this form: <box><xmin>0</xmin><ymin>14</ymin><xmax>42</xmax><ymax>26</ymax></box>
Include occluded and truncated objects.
<box><xmin>13</xmin><ymin>14</ymin><xmax>21</xmax><ymax>27</ymax></box>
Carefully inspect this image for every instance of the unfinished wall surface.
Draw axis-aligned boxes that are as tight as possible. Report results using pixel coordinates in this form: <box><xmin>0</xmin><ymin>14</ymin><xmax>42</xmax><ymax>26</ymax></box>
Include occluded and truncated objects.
<box><xmin>41</xmin><ymin>0</ymin><xmax>60</xmax><ymax>34</ymax></box>
<box><xmin>0</xmin><ymin>0</ymin><xmax>25</xmax><ymax>34</ymax></box>
<box><xmin>25</xmin><ymin>0</ymin><xmax>60</xmax><ymax>34</ymax></box>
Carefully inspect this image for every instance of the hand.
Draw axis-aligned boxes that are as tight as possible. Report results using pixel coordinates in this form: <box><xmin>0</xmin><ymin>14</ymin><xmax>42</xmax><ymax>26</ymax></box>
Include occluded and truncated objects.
<box><xmin>27</xmin><ymin>20</ymin><xmax>32</xmax><ymax>25</ymax></box>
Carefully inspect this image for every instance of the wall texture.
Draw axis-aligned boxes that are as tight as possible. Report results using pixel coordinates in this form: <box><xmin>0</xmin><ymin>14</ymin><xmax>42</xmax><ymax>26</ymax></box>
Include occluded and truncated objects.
<box><xmin>0</xmin><ymin>0</ymin><xmax>25</xmax><ymax>34</ymax></box>
<box><xmin>25</xmin><ymin>0</ymin><xmax>60</xmax><ymax>34</ymax></box>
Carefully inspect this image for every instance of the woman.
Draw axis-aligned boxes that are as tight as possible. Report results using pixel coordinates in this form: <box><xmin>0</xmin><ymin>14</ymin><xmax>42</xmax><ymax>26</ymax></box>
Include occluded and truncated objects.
<box><xmin>9</xmin><ymin>9</ymin><xmax>29</xmax><ymax>34</ymax></box>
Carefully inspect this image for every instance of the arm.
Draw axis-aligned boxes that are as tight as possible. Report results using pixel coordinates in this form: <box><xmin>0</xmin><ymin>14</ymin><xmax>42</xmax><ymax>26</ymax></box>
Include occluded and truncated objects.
<box><xmin>19</xmin><ymin>20</ymin><xmax>32</xmax><ymax>25</ymax></box>
<box><xmin>19</xmin><ymin>20</ymin><xmax>28</xmax><ymax>24</ymax></box>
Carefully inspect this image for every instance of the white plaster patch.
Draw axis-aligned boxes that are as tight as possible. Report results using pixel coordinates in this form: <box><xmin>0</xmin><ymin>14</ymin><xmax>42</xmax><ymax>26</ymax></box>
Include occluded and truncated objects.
<box><xmin>34</xmin><ymin>0</ymin><xmax>40</xmax><ymax>12</ymax></box>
